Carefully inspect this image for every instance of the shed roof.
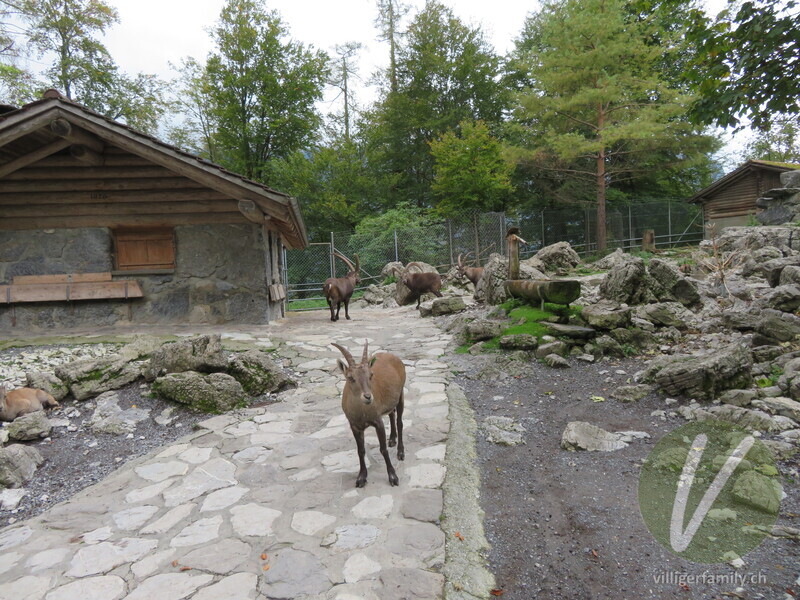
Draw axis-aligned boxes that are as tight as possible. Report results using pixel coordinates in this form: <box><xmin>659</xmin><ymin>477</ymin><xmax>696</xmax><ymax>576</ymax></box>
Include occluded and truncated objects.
<box><xmin>688</xmin><ymin>159</ymin><xmax>800</xmax><ymax>205</ymax></box>
<box><xmin>0</xmin><ymin>92</ymin><xmax>308</xmax><ymax>249</ymax></box>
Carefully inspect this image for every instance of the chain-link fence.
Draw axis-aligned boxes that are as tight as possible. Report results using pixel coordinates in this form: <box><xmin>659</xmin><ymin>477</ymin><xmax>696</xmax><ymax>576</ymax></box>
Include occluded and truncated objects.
<box><xmin>283</xmin><ymin>200</ymin><xmax>703</xmax><ymax>309</ymax></box>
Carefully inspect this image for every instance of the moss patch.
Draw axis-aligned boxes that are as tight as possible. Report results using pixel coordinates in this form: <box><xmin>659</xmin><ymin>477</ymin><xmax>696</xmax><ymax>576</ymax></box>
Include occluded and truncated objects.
<box><xmin>473</xmin><ymin>300</ymin><xmax>582</xmax><ymax>353</ymax></box>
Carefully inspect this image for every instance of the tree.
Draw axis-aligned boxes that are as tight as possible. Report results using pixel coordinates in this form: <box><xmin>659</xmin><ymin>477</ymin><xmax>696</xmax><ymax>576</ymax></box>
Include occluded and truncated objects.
<box><xmin>370</xmin><ymin>0</ymin><xmax>507</xmax><ymax>207</ymax></box>
<box><xmin>685</xmin><ymin>0</ymin><xmax>800</xmax><ymax>130</ymax></box>
<box><xmin>511</xmin><ymin>0</ymin><xmax>713</xmax><ymax>250</ymax></box>
<box><xmin>374</xmin><ymin>0</ymin><xmax>408</xmax><ymax>93</ymax></box>
<box><xmin>744</xmin><ymin>115</ymin><xmax>800</xmax><ymax>163</ymax></box>
<box><xmin>203</xmin><ymin>0</ymin><xmax>328</xmax><ymax>181</ymax></box>
<box><xmin>16</xmin><ymin>0</ymin><xmax>167</xmax><ymax>133</ymax></box>
<box><xmin>168</xmin><ymin>57</ymin><xmax>219</xmax><ymax>160</ymax></box>
<box><xmin>430</xmin><ymin>120</ymin><xmax>513</xmax><ymax>216</ymax></box>
<box><xmin>328</xmin><ymin>42</ymin><xmax>362</xmax><ymax>142</ymax></box>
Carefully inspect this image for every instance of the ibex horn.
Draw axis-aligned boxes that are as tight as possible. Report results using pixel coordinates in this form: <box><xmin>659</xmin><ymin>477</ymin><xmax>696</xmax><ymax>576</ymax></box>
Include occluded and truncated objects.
<box><xmin>332</xmin><ymin>343</ymin><xmax>356</xmax><ymax>367</ymax></box>
<box><xmin>406</xmin><ymin>262</ymin><xmax>423</xmax><ymax>273</ymax></box>
<box><xmin>361</xmin><ymin>341</ymin><xmax>369</xmax><ymax>363</ymax></box>
<box><xmin>458</xmin><ymin>253</ymin><xmax>463</xmax><ymax>268</ymax></box>
<box><xmin>333</xmin><ymin>251</ymin><xmax>355</xmax><ymax>272</ymax></box>
<box><xmin>354</xmin><ymin>253</ymin><xmax>360</xmax><ymax>273</ymax></box>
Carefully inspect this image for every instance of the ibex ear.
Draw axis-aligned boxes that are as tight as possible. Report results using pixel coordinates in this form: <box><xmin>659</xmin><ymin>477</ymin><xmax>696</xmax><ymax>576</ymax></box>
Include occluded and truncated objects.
<box><xmin>337</xmin><ymin>359</ymin><xmax>348</xmax><ymax>374</ymax></box>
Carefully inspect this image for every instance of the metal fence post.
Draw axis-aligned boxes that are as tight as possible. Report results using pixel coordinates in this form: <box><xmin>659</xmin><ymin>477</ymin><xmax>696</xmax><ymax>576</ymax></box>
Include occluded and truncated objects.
<box><xmin>447</xmin><ymin>220</ymin><xmax>453</xmax><ymax>266</ymax></box>
<box><xmin>668</xmin><ymin>201</ymin><xmax>673</xmax><ymax>246</ymax></box>
<box><xmin>628</xmin><ymin>205</ymin><xmax>633</xmax><ymax>247</ymax></box>
<box><xmin>394</xmin><ymin>229</ymin><xmax>399</xmax><ymax>262</ymax></box>
<box><xmin>329</xmin><ymin>231</ymin><xmax>335</xmax><ymax>277</ymax></box>
<box><xmin>540</xmin><ymin>211</ymin><xmax>545</xmax><ymax>248</ymax></box>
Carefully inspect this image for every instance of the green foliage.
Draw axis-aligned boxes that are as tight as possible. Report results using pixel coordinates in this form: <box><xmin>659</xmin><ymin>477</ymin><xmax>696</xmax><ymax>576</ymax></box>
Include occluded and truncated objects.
<box><xmin>430</xmin><ymin>120</ymin><xmax>514</xmax><ymax>217</ymax></box>
<box><xmin>684</xmin><ymin>0</ymin><xmax>800</xmax><ymax>130</ymax></box>
<box><xmin>203</xmin><ymin>0</ymin><xmax>329</xmax><ymax>180</ymax></box>
<box><xmin>382</xmin><ymin>275</ymin><xmax>397</xmax><ymax>285</ymax></box>
<box><xmin>755</xmin><ymin>364</ymin><xmax>783</xmax><ymax>388</ymax></box>
<box><xmin>744</xmin><ymin>115</ymin><xmax>800</xmax><ymax>163</ymax></box>
<box><xmin>17</xmin><ymin>0</ymin><xmax>168</xmax><ymax>133</ymax></box>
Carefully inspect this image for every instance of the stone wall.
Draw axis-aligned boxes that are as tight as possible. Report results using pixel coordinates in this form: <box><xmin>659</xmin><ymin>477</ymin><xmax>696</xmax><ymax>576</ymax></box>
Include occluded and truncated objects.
<box><xmin>0</xmin><ymin>224</ymin><xmax>277</xmax><ymax>331</ymax></box>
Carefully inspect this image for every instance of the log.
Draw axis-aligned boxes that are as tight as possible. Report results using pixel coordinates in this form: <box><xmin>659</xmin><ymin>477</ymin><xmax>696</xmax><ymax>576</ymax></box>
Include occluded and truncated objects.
<box><xmin>504</xmin><ymin>279</ymin><xmax>581</xmax><ymax>306</ymax></box>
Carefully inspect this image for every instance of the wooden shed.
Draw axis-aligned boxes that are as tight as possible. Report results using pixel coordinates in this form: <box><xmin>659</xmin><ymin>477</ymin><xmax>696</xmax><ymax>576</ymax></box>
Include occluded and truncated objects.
<box><xmin>688</xmin><ymin>159</ymin><xmax>800</xmax><ymax>233</ymax></box>
<box><xmin>0</xmin><ymin>91</ymin><xmax>307</xmax><ymax>330</ymax></box>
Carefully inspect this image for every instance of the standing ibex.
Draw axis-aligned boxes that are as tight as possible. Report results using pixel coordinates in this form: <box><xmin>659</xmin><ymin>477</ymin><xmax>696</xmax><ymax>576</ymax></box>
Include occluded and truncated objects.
<box><xmin>0</xmin><ymin>385</ymin><xmax>59</xmax><ymax>422</ymax></box>
<box><xmin>457</xmin><ymin>253</ymin><xmax>484</xmax><ymax>287</ymax></box>
<box><xmin>332</xmin><ymin>342</ymin><xmax>405</xmax><ymax>487</ymax></box>
<box><xmin>323</xmin><ymin>252</ymin><xmax>360</xmax><ymax>322</ymax></box>
<box><xmin>395</xmin><ymin>262</ymin><xmax>443</xmax><ymax>309</ymax></box>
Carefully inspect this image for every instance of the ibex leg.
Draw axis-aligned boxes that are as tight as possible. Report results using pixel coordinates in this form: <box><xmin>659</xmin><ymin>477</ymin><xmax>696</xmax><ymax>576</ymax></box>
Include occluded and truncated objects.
<box><xmin>373</xmin><ymin>419</ymin><xmax>399</xmax><ymax>486</ymax></box>
<box><xmin>344</xmin><ymin>298</ymin><xmax>351</xmax><ymax>320</ymax></box>
<box><xmin>351</xmin><ymin>426</ymin><xmax>368</xmax><ymax>487</ymax></box>
<box><xmin>396</xmin><ymin>390</ymin><xmax>405</xmax><ymax>461</ymax></box>
<box><xmin>327</xmin><ymin>298</ymin><xmax>336</xmax><ymax>322</ymax></box>
<box><xmin>334</xmin><ymin>301</ymin><xmax>341</xmax><ymax>321</ymax></box>
<box><xmin>388</xmin><ymin>410</ymin><xmax>397</xmax><ymax>447</ymax></box>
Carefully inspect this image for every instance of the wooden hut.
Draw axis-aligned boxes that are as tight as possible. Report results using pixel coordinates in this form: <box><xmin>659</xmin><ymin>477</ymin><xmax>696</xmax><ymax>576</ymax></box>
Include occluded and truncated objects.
<box><xmin>688</xmin><ymin>159</ymin><xmax>800</xmax><ymax>233</ymax></box>
<box><xmin>0</xmin><ymin>91</ymin><xmax>307</xmax><ymax>330</ymax></box>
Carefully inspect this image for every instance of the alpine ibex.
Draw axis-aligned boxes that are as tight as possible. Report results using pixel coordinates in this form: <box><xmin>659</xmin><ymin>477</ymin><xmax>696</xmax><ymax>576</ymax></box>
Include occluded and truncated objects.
<box><xmin>323</xmin><ymin>252</ymin><xmax>360</xmax><ymax>322</ymax></box>
<box><xmin>332</xmin><ymin>342</ymin><xmax>406</xmax><ymax>487</ymax></box>
<box><xmin>395</xmin><ymin>262</ymin><xmax>443</xmax><ymax>309</ymax></box>
<box><xmin>0</xmin><ymin>385</ymin><xmax>59</xmax><ymax>422</ymax></box>
<box><xmin>457</xmin><ymin>253</ymin><xmax>484</xmax><ymax>287</ymax></box>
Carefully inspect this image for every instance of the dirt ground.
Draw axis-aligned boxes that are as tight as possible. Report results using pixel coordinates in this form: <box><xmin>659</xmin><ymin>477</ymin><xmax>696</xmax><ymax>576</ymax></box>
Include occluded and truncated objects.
<box><xmin>447</xmin><ymin>351</ymin><xmax>800</xmax><ymax>600</ymax></box>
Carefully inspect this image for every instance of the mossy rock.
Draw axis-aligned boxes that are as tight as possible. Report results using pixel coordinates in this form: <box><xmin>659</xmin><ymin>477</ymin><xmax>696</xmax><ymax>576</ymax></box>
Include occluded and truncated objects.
<box><xmin>152</xmin><ymin>371</ymin><xmax>248</xmax><ymax>414</ymax></box>
<box><xmin>227</xmin><ymin>350</ymin><xmax>292</xmax><ymax>396</ymax></box>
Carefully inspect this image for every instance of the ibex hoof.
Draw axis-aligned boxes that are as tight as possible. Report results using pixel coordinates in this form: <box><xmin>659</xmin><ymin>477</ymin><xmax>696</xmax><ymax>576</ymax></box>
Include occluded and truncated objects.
<box><xmin>398</xmin><ymin>449</ymin><xmax>405</xmax><ymax>461</ymax></box>
<box><xmin>388</xmin><ymin>473</ymin><xmax>399</xmax><ymax>486</ymax></box>
<box><xmin>346</xmin><ymin>315</ymin><xmax>351</xmax><ymax>320</ymax></box>
<box><xmin>355</xmin><ymin>477</ymin><xmax>367</xmax><ymax>488</ymax></box>
<box><xmin>388</xmin><ymin>438</ymin><xmax>396</xmax><ymax>447</ymax></box>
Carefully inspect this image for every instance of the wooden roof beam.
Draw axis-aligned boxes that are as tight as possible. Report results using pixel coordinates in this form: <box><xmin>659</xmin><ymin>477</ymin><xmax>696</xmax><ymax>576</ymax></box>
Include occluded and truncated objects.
<box><xmin>238</xmin><ymin>199</ymin><xmax>271</xmax><ymax>224</ymax></box>
<box><xmin>0</xmin><ymin>138</ymin><xmax>71</xmax><ymax>178</ymax></box>
<box><xmin>70</xmin><ymin>144</ymin><xmax>104</xmax><ymax>166</ymax></box>
<box><xmin>50</xmin><ymin>119</ymin><xmax>105</xmax><ymax>153</ymax></box>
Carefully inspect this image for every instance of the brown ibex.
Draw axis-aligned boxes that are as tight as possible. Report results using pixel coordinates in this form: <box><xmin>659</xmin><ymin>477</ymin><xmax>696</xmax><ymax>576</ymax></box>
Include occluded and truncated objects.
<box><xmin>323</xmin><ymin>252</ymin><xmax>360</xmax><ymax>322</ymax></box>
<box><xmin>0</xmin><ymin>385</ymin><xmax>60</xmax><ymax>422</ymax></box>
<box><xmin>457</xmin><ymin>253</ymin><xmax>484</xmax><ymax>287</ymax></box>
<box><xmin>332</xmin><ymin>342</ymin><xmax>405</xmax><ymax>487</ymax></box>
<box><xmin>395</xmin><ymin>262</ymin><xmax>442</xmax><ymax>309</ymax></box>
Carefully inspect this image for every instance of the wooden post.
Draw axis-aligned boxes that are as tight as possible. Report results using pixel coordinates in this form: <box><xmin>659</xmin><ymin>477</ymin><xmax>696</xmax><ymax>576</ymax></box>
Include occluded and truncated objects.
<box><xmin>506</xmin><ymin>227</ymin><xmax>525</xmax><ymax>280</ymax></box>
<box><xmin>642</xmin><ymin>229</ymin><xmax>656</xmax><ymax>252</ymax></box>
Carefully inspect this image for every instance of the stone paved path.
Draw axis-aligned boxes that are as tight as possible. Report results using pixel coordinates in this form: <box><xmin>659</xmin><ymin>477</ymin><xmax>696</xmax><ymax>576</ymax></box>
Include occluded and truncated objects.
<box><xmin>0</xmin><ymin>308</ymin><xmax>456</xmax><ymax>600</ymax></box>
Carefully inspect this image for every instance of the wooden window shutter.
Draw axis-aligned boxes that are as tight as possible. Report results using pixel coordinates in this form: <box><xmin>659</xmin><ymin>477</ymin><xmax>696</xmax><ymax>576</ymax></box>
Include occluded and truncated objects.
<box><xmin>114</xmin><ymin>227</ymin><xmax>176</xmax><ymax>270</ymax></box>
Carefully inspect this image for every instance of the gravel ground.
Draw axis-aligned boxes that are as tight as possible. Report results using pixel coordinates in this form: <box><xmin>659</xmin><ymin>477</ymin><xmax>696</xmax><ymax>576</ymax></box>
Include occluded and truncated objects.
<box><xmin>447</xmin><ymin>350</ymin><xmax>800</xmax><ymax>600</ymax></box>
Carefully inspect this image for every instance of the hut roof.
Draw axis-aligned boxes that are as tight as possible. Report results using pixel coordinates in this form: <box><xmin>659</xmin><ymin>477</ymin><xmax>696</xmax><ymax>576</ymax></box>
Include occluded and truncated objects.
<box><xmin>0</xmin><ymin>91</ymin><xmax>308</xmax><ymax>249</ymax></box>
<box><xmin>688</xmin><ymin>159</ymin><xmax>800</xmax><ymax>205</ymax></box>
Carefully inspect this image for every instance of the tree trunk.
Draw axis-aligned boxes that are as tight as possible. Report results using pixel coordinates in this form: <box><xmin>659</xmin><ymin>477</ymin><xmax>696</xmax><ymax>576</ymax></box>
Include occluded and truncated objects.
<box><xmin>596</xmin><ymin>104</ymin><xmax>607</xmax><ymax>251</ymax></box>
<box><xmin>504</xmin><ymin>279</ymin><xmax>581</xmax><ymax>305</ymax></box>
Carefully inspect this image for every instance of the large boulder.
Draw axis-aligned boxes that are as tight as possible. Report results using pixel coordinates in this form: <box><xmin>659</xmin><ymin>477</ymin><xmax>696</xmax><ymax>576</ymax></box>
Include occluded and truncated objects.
<box><xmin>732</xmin><ymin>471</ymin><xmax>782</xmax><ymax>514</ymax></box>
<box><xmin>362</xmin><ymin>284</ymin><xmax>393</xmax><ymax>305</ymax></box>
<box><xmin>152</xmin><ymin>372</ymin><xmax>248</xmax><ymax>414</ymax></box>
<box><xmin>712</xmin><ymin>225</ymin><xmax>800</xmax><ymax>254</ymax></box>
<box><xmin>429</xmin><ymin>296</ymin><xmax>466</xmax><ymax>316</ymax></box>
<box><xmin>498</xmin><ymin>334</ymin><xmax>539</xmax><ymax>350</ymax></box>
<box><xmin>25</xmin><ymin>371</ymin><xmax>68</xmax><ymax>401</ymax></box>
<box><xmin>55</xmin><ymin>356</ymin><xmax>142</xmax><ymax>401</ymax></box>
<box><xmin>648</xmin><ymin>259</ymin><xmax>701</xmax><ymax>306</ymax></box>
<box><xmin>142</xmin><ymin>335</ymin><xmax>228</xmax><ymax>382</ymax></box>
<box><xmin>581</xmin><ymin>300</ymin><xmax>632</xmax><ymax>330</ymax></box>
<box><xmin>464</xmin><ymin>319</ymin><xmax>505</xmax><ymax>342</ymax></box>
<box><xmin>7</xmin><ymin>412</ymin><xmax>52</xmax><ymax>441</ymax></box>
<box><xmin>598</xmin><ymin>256</ymin><xmax>652</xmax><ymax>304</ymax></box>
<box><xmin>475</xmin><ymin>253</ymin><xmax>546</xmax><ymax>305</ymax></box>
<box><xmin>593</xmin><ymin>248</ymin><xmax>628</xmax><ymax>270</ymax></box>
<box><xmin>0</xmin><ymin>444</ymin><xmax>43</xmax><ymax>488</ymax></box>
<box><xmin>381</xmin><ymin>261</ymin><xmax>404</xmax><ymax>279</ymax></box>
<box><xmin>779</xmin><ymin>265</ymin><xmax>800</xmax><ymax>286</ymax></box>
<box><xmin>226</xmin><ymin>350</ymin><xmax>291</xmax><ymax>395</ymax></box>
<box><xmin>529</xmin><ymin>242</ymin><xmax>581</xmax><ymax>274</ymax></box>
<box><xmin>755</xmin><ymin>310</ymin><xmax>800</xmax><ymax>342</ymax></box>
<box><xmin>760</xmin><ymin>284</ymin><xmax>800</xmax><ymax>313</ymax></box>
<box><xmin>636</xmin><ymin>302</ymin><xmax>695</xmax><ymax>330</ymax></box>
<box><xmin>643</xmin><ymin>344</ymin><xmax>752</xmax><ymax>399</ymax></box>
<box><xmin>86</xmin><ymin>391</ymin><xmax>150</xmax><ymax>435</ymax></box>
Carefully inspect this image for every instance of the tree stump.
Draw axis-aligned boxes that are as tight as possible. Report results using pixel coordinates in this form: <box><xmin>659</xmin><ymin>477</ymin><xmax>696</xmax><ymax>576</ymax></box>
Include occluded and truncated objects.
<box><xmin>642</xmin><ymin>229</ymin><xmax>656</xmax><ymax>252</ymax></box>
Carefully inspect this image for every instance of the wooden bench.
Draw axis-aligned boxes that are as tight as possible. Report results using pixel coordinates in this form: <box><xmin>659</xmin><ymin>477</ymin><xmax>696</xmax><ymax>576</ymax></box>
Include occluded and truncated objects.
<box><xmin>0</xmin><ymin>272</ymin><xmax>143</xmax><ymax>304</ymax></box>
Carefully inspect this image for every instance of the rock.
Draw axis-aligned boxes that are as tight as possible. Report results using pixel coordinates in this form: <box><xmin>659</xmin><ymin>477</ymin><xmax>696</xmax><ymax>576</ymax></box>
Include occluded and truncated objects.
<box><xmin>362</xmin><ymin>284</ymin><xmax>393</xmax><ymax>305</ymax></box>
<box><xmin>430</xmin><ymin>296</ymin><xmax>466</xmax><ymax>316</ymax></box>
<box><xmin>780</xmin><ymin>265</ymin><xmax>800</xmax><ymax>286</ymax></box>
<box><xmin>498</xmin><ymin>334</ymin><xmax>539</xmax><ymax>350</ymax></box>
<box><xmin>643</xmin><ymin>344</ymin><xmax>752</xmax><ymax>399</ymax></box>
<box><xmin>599</xmin><ymin>256</ymin><xmax>651</xmax><ymax>304</ymax></box>
<box><xmin>542</xmin><ymin>322</ymin><xmax>595</xmax><ymax>340</ymax></box>
<box><xmin>762</xmin><ymin>284</ymin><xmax>800</xmax><ymax>312</ymax></box>
<box><xmin>24</xmin><ymin>371</ymin><xmax>68</xmax><ymax>401</ymax></box>
<box><xmin>762</xmin><ymin>439</ymin><xmax>798</xmax><ymax>460</ymax></box>
<box><xmin>401</xmin><ymin>489</ymin><xmax>443</xmax><ymax>523</ymax></box>
<box><xmin>475</xmin><ymin>253</ymin><xmax>546</xmax><ymax>305</ymax></box>
<box><xmin>381</xmin><ymin>261</ymin><xmax>404</xmax><ymax>279</ymax></box>
<box><xmin>543</xmin><ymin>354</ymin><xmax>570</xmax><ymax>368</ymax></box>
<box><xmin>0</xmin><ymin>444</ymin><xmax>44</xmax><ymax>488</ymax></box>
<box><xmin>756</xmin><ymin>310</ymin><xmax>800</xmax><ymax>342</ymax></box>
<box><xmin>648</xmin><ymin>258</ymin><xmax>701</xmax><ymax>306</ymax></box>
<box><xmin>7</xmin><ymin>412</ymin><xmax>52</xmax><ymax>441</ymax></box>
<box><xmin>226</xmin><ymin>349</ymin><xmax>290</xmax><ymax>395</ymax></box>
<box><xmin>530</xmin><ymin>241</ymin><xmax>581</xmax><ymax>274</ymax></box>
<box><xmin>719</xmin><ymin>389</ymin><xmax>757</xmax><ymax>407</ymax></box>
<box><xmin>608</xmin><ymin>327</ymin><xmax>657</xmax><ymax>350</ymax></box>
<box><xmin>260</xmin><ymin>548</ymin><xmax>330</xmax><ymax>598</ymax></box>
<box><xmin>593</xmin><ymin>248</ymin><xmax>627</xmax><ymax>270</ymax></box>
<box><xmin>594</xmin><ymin>335</ymin><xmax>626</xmax><ymax>358</ymax></box>
<box><xmin>752</xmin><ymin>397</ymin><xmax>800</xmax><ymax>422</ymax></box>
<box><xmin>142</xmin><ymin>335</ymin><xmax>228</xmax><ymax>382</ymax></box>
<box><xmin>535</xmin><ymin>341</ymin><xmax>568</xmax><ymax>359</ymax></box>
<box><xmin>561</xmin><ymin>422</ymin><xmax>629</xmax><ymax>452</ymax></box>
<box><xmin>581</xmin><ymin>300</ymin><xmax>632</xmax><ymax>330</ymax></box>
<box><xmin>152</xmin><ymin>372</ymin><xmax>248</xmax><ymax>413</ymax></box>
<box><xmin>481</xmin><ymin>416</ymin><xmax>526</xmax><ymax>445</ymax></box>
<box><xmin>636</xmin><ymin>302</ymin><xmax>693</xmax><ymax>329</ymax></box>
<box><xmin>464</xmin><ymin>319</ymin><xmax>505</xmax><ymax>342</ymax></box>
<box><xmin>732</xmin><ymin>471</ymin><xmax>782</xmax><ymax>514</ymax></box>
<box><xmin>693</xmin><ymin>405</ymin><xmax>791</xmax><ymax>432</ymax></box>
<box><xmin>0</xmin><ymin>488</ymin><xmax>25</xmax><ymax>510</ymax></box>
<box><xmin>55</xmin><ymin>356</ymin><xmax>141</xmax><ymax>401</ymax></box>
<box><xmin>86</xmin><ymin>391</ymin><xmax>150</xmax><ymax>435</ymax></box>
<box><xmin>612</xmin><ymin>384</ymin><xmax>652</xmax><ymax>403</ymax></box>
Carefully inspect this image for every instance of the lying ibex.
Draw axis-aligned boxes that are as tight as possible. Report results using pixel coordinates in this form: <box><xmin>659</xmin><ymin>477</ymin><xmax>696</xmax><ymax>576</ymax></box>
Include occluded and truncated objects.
<box><xmin>0</xmin><ymin>385</ymin><xmax>59</xmax><ymax>422</ymax></box>
<box><xmin>332</xmin><ymin>342</ymin><xmax>405</xmax><ymax>487</ymax></box>
<box><xmin>323</xmin><ymin>252</ymin><xmax>360</xmax><ymax>322</ymax></box>
<box><xmin>457</xmin><ymin>253</ymin><xmax>484</xmax><ymax>287</ymax></box>
<box><xmin>395</xmin><ymin>262</ymin><xmax>442</xmax><ymax>309</ymax></box>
